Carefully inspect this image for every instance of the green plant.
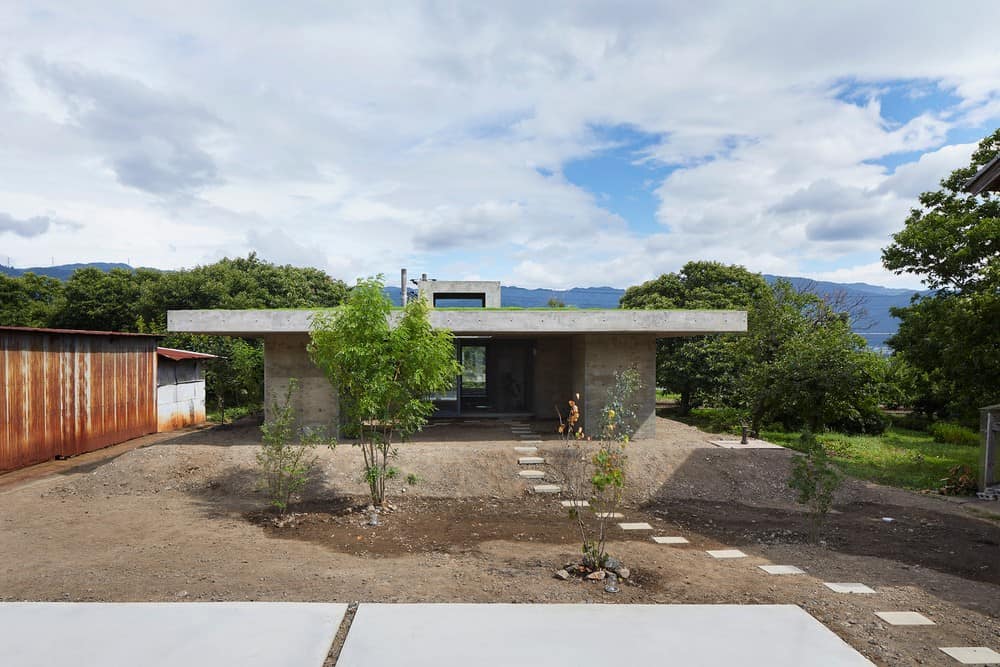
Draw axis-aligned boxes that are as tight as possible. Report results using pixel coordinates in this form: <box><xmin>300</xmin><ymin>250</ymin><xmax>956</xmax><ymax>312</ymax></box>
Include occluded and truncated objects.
<box><xmin>257</xmin><ymin>379</ymin><xmax>335</xmax><ymax>515</ymax></box>
<box><xmin>405</xmin><ymin>472</ymin><xmax>421</xmax><ymax>486</ymax></box>
<box><xmin>788</xmin><ymin>432</ymin><xmax>843</xmax><ymax>542</ymax></box>
<box><xmin>554</xmin><ymin>369</ymin><xmax>641</xmax><ymax>571</ymax></box>
<box><xmin>928</xmin><ymin>422</ymin><xmax>980</xmax><ymax>447</ymax></box>
<box><xmin>309</xmin><ymin>276</ymin><xmax>460</xmax><ymax>506</ymax></box>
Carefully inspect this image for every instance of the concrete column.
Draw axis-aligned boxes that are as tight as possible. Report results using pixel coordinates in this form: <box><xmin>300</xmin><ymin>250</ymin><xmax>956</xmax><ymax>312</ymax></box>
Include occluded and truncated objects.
<box><xmin>263</xmin><ymin>334</ymin><xmax>339</xmax><ymax>435</ymax></box>
<box><xmin>570</xmin><ymin>334</ymin><xmax>657</xmax><ymax>439</ymax></box>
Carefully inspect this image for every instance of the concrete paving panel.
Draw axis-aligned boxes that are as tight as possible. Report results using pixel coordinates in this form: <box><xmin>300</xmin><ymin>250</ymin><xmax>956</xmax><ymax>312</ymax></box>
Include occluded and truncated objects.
<box><xmin>939</xmin><ymin>647</ymin><xmax>1000</xmax><ymax>664</ymax></box>
<box><xmin>652</xmin><ymin>536</ymin><xmax>690</xmax><ymax>544</ymax></box>
<box><xmin>0</xmin><ymin>602</ymin><xmax>346</xmax><ymax>667</ymax></box>
<box><xmin>707</xmin><ymin>549</ymin><xmax>747</xmax><ymax>559</ymax></box>
<box><xmin>337</xmin><ymin>604</ymin><xmax>873</xmax><ymax>666</ymax></box>
<box><xmin>759</xmin><ymin>565</ymin><xmax>805</xmax><ymax>575</ymax></box>
<box><xmin>875</xmin><ymin>611</ymin><xmax>935</xmax><ymax>626</ymax></box>
<box><xmin>824</xmin><ymin>583</ymin><xmax>876</xmax><ymax>594</ymax></box>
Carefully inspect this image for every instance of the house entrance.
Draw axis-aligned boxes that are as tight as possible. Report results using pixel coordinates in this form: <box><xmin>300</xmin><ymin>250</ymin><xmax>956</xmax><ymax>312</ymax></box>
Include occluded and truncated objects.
<box><xmin>432</xmin><ymin>339</ymin><xmax>533</xmax><ymax>417</ymax></box>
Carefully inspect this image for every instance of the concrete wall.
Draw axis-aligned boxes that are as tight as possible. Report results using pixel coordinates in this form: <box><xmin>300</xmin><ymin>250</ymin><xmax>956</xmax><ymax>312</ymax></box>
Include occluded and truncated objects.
<box><xmin>532</xmin><ymin>336</ymin><xmax>573</xmax><ymax>419</ymax></box>
<box><xmin>418</xmin><ymin>280</ymin><xmax>501</xmax><ymax>308</ymax></box>
<box><xmin>570</xmin><ymin>334</ymin><xmax>657</xmax><ymax>439</ymax></box>
<box><xmin>263</xmin><ymin>334</ymin><xmax>339</xmax><ymax>435</ymax></box>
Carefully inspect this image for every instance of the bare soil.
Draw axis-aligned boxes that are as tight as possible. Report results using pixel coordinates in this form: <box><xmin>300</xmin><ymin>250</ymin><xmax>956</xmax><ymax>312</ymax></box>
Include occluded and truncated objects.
<box><xmin>1</xmin><ymin>416</ymin><xmax>998</xmax><ymax>666</ymax></box>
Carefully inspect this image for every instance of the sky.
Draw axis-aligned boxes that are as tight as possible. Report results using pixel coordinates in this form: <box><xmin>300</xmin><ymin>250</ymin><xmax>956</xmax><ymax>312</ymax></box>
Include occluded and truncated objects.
<box><xmin>1</xmin><ymin>2</ymin><xmax>999</xmax><ymax>290</ymax></box>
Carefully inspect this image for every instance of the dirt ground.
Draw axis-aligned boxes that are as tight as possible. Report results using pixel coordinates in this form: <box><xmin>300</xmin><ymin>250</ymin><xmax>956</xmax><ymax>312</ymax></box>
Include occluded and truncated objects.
<box><xmin>1</xmin><ymin>416</ymin><xmax>998</xmax><ymax>666</ymax></box>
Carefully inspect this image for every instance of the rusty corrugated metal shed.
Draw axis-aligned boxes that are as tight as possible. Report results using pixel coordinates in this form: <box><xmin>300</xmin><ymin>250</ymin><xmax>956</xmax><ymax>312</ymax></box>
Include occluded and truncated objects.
<box><xmin>1</xmin><ymin>328</ymin><xmax>158</xmax><ymax>472</ymax></box>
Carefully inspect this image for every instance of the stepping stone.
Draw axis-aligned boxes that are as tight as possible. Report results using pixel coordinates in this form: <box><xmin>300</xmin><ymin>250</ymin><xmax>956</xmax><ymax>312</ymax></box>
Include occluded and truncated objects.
<box><xmin>875</xmin><ymin>611</ymin><xmax>935</xmax><ymax>626</ymax></box>
<box><xmin>824</xmin><ymin>583</ymin><xmax>875</xmax><ymax>594</ymax></box>
<box><xmin>560</xmin><ymin>500</ymin><xmax>589</xmax><ymax>508</ymax></box>
<box><xmin>708</xmin><ymin>439</ymin><xmax>784</xmax><ymax>449</ymax></box>
<box><xmin>513</xmin><ymin>446</ymin><xmax>538</xmax><ymax>454</ymax></box>
<box><xmin>758</xmin><ymin>565</ymin><xmax>804</xmax><ymax>575</ymax></box>
<box><xmin>518</xmin><ymin>470</ymin><xmax>545</xmax><ymax>479</ymax></box>
<box><xmin>533</xmin><ymin>484</ymin><xmax>561</xmax><ymax>494</ymax></box>
<box><xmin>939</xmin><ymin>647</ymin><xmax>1000</xmax><ymax>664</ymax></box>
<box><xmin>519</xmin><ymin>439</ymin><xmax>543</xmax><ymax>444</ymax></box>
<box><xmin>707</xmin><ymin>549</ymin><xmax>747</xmax><ymax>559</ymax></box>
<box><xmin>518</xmin><ymin>456</ymin><xmax>545</xmax><ymax>465</ymax></box>
<box><xmin>652</xmin><ymin>536</ymin><xmax>689</xmax><ymax>545</ymax></box>
<box><xmin>595</xmin><ymin>512</ymin><xmax>624</xmax><ymax>519</ymax></box>
<box><xmin>618</xmin><ymin>522</ymin><xmax>653</xmax><ymax>530</ymax></box>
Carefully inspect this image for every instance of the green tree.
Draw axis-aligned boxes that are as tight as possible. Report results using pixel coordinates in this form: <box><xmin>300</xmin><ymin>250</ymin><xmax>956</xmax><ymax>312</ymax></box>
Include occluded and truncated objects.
<box><xmin>882</xmin><ymin>128</ymin><xmax>1000</xmax><ymax>419</ymax></box>
<box><xmin>620</xmin><ymin>262</ymin><xmax>771</xmax><ymax>414</ymax></box>
<box><xmin>0</xmin><ymin>273</ymin><xmax>64</xmax><ymax>327</ymax></box>
<box><xmin>622</xmin><ymin>262</ymin><xmax>887</xmax><ymax>434</ymax></box>
<box><xmin>308</xmin><ymin>276</ymin><xmax>461</xmax><ymax>506</ymax></box>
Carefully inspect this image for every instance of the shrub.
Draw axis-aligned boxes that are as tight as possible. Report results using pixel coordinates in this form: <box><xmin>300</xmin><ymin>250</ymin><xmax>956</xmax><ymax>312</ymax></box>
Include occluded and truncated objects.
<box><xmin>928</xmin><ymin>422</ymin><xmax>980</xmax><ymax>447</ymax></box>
<box><xmin>687</xmin><ymin>407</ymin><xmax>745</xmax><ymax>434</ymax></box>
<box><xmin>788</xmin><ymin>432</ymin><xmax>843</xmax><ymax>542</ymax></box>
<box><xmin>554</xmin><ymin>368</ymin><xmax>642</xmax><ymax>571</ymax></box>
<box><xmin>938</xmin><ymin>464</ymin><xmax>978</xmax><ymax>496</ymax></box>
<box><xmin>257</xmin><ymin>379</ymin><xmax>335</xmax><ymax>515</ymax></box>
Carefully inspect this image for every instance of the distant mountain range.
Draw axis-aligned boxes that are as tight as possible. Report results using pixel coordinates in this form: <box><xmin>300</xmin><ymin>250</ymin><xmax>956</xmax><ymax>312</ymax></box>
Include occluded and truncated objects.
<box><xmin>0</xmin><ymin>262</ymin><xmax>132</xmax><ymax>281</ymax></box>
<box><xmin>2</xmin><ymin>262</ymin><xmax>926</xmax><ymax>351</ymax></box>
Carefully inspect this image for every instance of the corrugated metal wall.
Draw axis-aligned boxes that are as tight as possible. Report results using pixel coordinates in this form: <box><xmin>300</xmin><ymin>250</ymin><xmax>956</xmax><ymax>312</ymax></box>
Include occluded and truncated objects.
<box><xmin>0</xmin><ymin>330</ymin><xmax>157</xmax><ymax>472</ymax></box>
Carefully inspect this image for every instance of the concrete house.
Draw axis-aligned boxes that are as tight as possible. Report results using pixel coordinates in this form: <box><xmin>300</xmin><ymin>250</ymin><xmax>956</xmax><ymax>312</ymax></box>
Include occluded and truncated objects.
<box><xmin>168</xmin><ymin>278</ymin><xmax>746</xmax><ymax>439</ymax></box>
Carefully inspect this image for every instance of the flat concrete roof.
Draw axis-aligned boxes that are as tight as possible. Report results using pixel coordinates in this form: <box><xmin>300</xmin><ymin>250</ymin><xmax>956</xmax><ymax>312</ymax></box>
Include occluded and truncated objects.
<box><xmin>337</xmin><ymin>603</ymin><xmax>873</xmax><ymax>666</ymax></box>
<box><xmin>167</xmin><ymin>308</ymin><xmax>747</xmax><ymax>337</ymax></box>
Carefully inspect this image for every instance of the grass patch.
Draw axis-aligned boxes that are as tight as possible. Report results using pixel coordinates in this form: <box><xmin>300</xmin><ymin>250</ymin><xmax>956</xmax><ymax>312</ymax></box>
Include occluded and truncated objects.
<box><xmin>762</xmin><ymin>427</ymin><xmax>980</xmax><ymax>492</ymax></box>
<box><xmin>656</xmin><ymin>390</ymin><xmax>681</xmax><ymax>402</ymax></box>
<box><xmin>207</xmin><ymin>404</ymin><xmax>259</xmax><ymax>424</ymax></box>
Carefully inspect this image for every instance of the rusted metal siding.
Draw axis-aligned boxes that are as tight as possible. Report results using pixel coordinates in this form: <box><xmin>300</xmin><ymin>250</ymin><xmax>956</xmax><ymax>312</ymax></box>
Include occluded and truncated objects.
<box><xmin>0</xmin><ymin>330</ymin><xmax>157</xmax><ymax>472</ymax></box>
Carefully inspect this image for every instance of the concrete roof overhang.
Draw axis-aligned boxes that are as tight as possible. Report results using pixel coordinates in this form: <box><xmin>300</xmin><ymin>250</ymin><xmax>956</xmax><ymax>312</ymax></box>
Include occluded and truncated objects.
<box><xmin>168</xmin><ymin>308</ymin><xmax>747</xmax><ymax>337</ymax></box>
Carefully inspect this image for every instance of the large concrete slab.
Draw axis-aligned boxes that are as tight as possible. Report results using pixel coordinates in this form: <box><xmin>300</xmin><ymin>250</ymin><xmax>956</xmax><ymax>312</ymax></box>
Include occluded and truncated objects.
<box><xmin>337</xmin><ymin>604</ymin><xmax>872</xmax><ymax>666</ymax></box>
<box><xmin>0</xmin><ymin>602</ymin><xmax>346</xmax><ymax>667</ymax></box>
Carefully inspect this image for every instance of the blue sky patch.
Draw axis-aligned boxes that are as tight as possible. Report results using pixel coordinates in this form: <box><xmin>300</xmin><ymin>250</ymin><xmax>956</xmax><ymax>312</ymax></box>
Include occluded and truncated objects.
<box><xmin>563</xmin><ymin>124</ymin><xmax>673</xmax><ymax>234</ymax></box>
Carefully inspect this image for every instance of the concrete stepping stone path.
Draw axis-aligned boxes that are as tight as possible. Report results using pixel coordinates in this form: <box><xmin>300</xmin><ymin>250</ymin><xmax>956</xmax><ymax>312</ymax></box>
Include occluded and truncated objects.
<box><xmin>513</xmin><ymin>446</ymin><xmax>538</xmax><ymax>454</ymax></box>
<box><xmin>618</xmin><ymin>522</ymin><xmax>653</xmax><ymax>530</ymax></box>
<box><xmin>707</xmin><ymin>549</ymin><xmax>747</xmax><ymax>559</ymax></box>
<box><xmin>560</xmin><ymin>500</ymin><xmax>589</xmax><ymax>508</ymax></box>
<box><xmin>652</xmin><ymin>536</ymin><xmax>689</xmax><ymax>545</ymax></box>
<box><xmin>518</xmin><ymin>470</ymin><xmax>545</xmax><ymax>479</ymax></box>
<box><xmin>823</xmin><ymin>583</ymin><xmax>875</xmax><ymax>594</ymax></box>
<box><xmin>758</xmin><ymin>565</ymin><xmax>805</xmax><ymax>575</ymax></box>
<box><xmin>595</xmin><ymin>512</ymin><xmax>624</xmax><ymax>519</ymax></box>
<box><xmin>533</xmin><ymin>484</ymin><xmax>562</xmax><ymax>494</ymax></box>
<box><xmin>939</xmin><ymin>647</ymin><xmax>1000</xmax><ymax>664</ymax></box>
<box><xmin>518</xmin><ymin>456</ymin><xmax>545</xmax><ymax>465</ymax></box>
<box><xmin>874</xmin><ymin>611</ymin><xmax>935</xmax><ymax>626</ymax></box>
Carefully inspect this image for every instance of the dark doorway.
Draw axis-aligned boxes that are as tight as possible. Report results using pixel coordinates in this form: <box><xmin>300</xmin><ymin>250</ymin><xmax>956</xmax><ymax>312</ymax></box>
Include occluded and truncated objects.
<box><xmin>433</xmin><ymin>339</ymin><xmax>534</xmax><ymax>417</ymax></box>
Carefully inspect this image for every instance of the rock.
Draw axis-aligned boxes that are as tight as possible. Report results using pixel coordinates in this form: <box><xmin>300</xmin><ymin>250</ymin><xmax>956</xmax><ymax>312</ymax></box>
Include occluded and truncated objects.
<box><xmin>175</xmin><ymin>590</ymin><xmax>189</xmax><ymax>598</ymax></box>
<box><xmin>616</xmin><ymin>567</ymin><xmax>630</xmax><ymax>580</ymax></box>
<box><xmin>604</xmin><ymin>556</ymin><xmax>622</xmax><ymax>570</ymax></box>
<box><xmin>586</xmin><ymin>570</ymin><xmax>606</xmax><ymax>581</ymax></box>
<box><xmin>554</xmin><ymin>569</ymin><xmax>570</xmax><ymax>581</ymax></box>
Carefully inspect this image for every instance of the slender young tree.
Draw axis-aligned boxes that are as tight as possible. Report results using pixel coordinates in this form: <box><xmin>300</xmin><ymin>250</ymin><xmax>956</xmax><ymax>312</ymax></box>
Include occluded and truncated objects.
<box><xmin>309</xmin><ymin>276</ymin><xmax>460</xmax><ymax>506</ymax></box>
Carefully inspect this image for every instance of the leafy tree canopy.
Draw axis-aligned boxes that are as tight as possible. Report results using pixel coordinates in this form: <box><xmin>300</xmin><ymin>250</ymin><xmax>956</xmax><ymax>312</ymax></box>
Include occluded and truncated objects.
<box><xmin>881</xmin><ymin>129</ymin><xmax>1000</xmax><ymax>419</ymax></box>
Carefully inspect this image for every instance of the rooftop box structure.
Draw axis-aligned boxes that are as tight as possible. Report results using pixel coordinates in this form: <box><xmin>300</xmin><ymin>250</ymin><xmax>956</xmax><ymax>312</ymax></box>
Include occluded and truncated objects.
<box><xmin>168</xmin><ymin>280</ymin><xmax>747</xmax><ymax>438</ymax></box>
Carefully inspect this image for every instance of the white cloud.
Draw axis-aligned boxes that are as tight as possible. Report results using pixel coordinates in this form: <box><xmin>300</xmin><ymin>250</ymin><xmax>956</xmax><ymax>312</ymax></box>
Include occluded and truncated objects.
<box><xmin>0</xmin><ymin>1</ymin><xmax>997</xmax><ymax>289</ymax></box>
